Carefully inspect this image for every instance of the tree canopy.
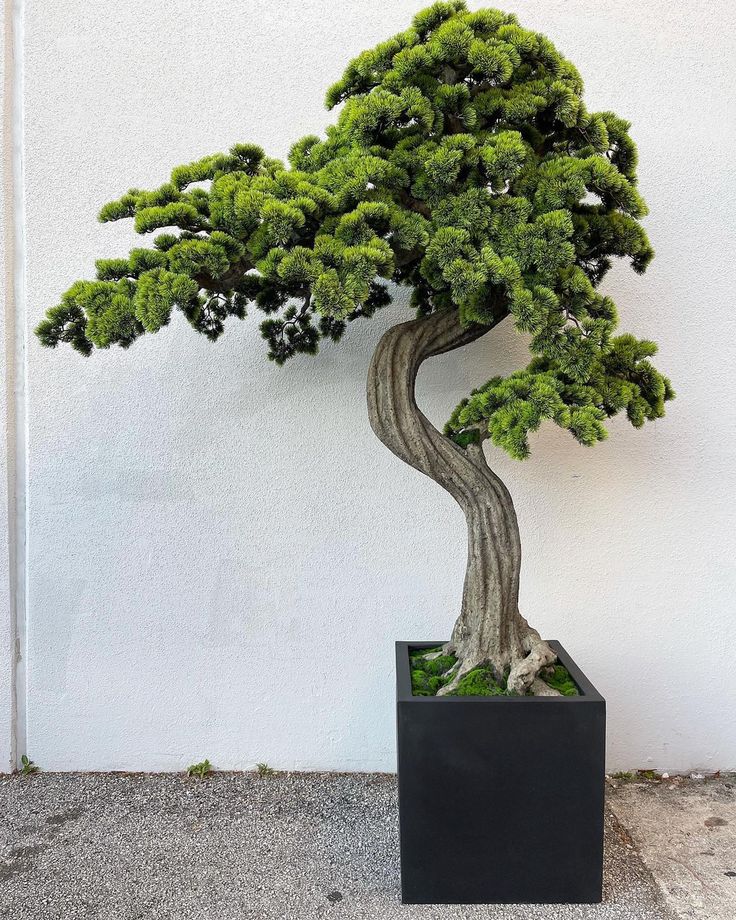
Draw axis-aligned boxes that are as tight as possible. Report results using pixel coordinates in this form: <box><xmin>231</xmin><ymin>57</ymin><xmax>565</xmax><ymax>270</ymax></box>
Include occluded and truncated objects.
<box><xmin>36</xmin><ymin>1</ymin><xmax>673</xmax><ymax>460</ymax></box>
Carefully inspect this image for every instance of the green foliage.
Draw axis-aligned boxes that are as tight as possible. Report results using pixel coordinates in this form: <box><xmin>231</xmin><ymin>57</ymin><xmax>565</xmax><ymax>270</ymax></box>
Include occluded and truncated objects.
<box><xmin>256</xmin><ymin>762</ymin><xmax>276</xmax><ymax>777</ymax></box>
<box><xmin>409</xmin><ymin>646</ymin><xmax>579</xmax><ymax>696</ymax></box>
<box><xmin>36</xmin><ymin>3</ymin><xmax>672</xmax><ymax>458</ymax></box>
<box><xmin>19</xmin><ymin>754</ymin><xmax>39</xmax><ymax>776</ymax></box>
<box><xmin>186</xmin><ymin>759</ymin><xmax>213</xmax><ymax>779</ymax></box>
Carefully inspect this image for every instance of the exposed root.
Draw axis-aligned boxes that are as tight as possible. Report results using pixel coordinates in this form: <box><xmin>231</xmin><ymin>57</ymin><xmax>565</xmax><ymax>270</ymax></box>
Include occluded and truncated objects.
<box><xmin>530</xmin><ymin>677</ymin><xmax>562</xmax><ymax>697</ymax></box>
<box><xmin>435</xmin><ymin>613</ymin><xmax>558</xmax><ymax>697</ymax></box>
<box><xmin>506</xmin><ymin>615</ymin><xmax>557</xmax><ymax>695</ymax></box>
<box><xmin>506</xmin><ymin>642</ymin><xmax>557</xmax><ymax>695</ymax></box>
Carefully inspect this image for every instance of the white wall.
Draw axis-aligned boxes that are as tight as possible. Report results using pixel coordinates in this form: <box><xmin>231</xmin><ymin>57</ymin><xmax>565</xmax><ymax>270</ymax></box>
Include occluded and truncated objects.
<box><xmin>6</xmin><ymin>0</ymin><xmax>736</xmax><ymax>772</ymax></box>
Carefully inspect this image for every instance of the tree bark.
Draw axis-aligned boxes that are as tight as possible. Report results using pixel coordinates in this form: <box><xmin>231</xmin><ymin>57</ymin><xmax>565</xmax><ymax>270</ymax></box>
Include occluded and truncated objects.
<box><xmin>367</xmin><ymin>308</ymin><xmax>557</xmax><ymax>694</ymax></box>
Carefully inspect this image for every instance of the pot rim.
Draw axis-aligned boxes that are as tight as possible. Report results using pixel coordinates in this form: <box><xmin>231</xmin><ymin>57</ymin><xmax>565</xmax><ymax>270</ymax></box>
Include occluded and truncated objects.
<box><xmin>396</xmin><ymin>640</ymin><xmax>604</xmax><ymax>703</ymax></box>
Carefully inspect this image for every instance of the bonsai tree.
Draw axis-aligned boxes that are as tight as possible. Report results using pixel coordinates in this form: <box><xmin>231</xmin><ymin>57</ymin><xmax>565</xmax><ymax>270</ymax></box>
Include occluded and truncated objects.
<box><xmin>36</xmin><ymin>2</ymin><xmax>672</xmax><ymax>695</ymax></box>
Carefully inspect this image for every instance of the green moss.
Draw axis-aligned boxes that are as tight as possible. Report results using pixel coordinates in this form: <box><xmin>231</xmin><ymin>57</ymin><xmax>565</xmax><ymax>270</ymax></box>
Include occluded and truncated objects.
<box><xmin>453</xmin><ymin>667</ymin><xmax>504</xmax><ymax>696</ymax></box>
<box><xmin>423</xmin><ymin>654</ymin><xmax>457</xmax><ymax>676</ymax></box>
<box><xmin>410</xmin><ymin>645</ymin><xmax>444</xmax><ymax>661</ymax></box>
<box><xmin>409</xmin><ymin>647</ymin><xmax>580</xmax><ymax>697</ymax></box>
<box><xmin>543</xmin><ymin>664</ymin><xmax>580</xmax><ymax>696</ymax></box>
<box><xmin>410</xmin><ymin>648</ymin><xmax>459</xmax><ymax>695</ymax></box>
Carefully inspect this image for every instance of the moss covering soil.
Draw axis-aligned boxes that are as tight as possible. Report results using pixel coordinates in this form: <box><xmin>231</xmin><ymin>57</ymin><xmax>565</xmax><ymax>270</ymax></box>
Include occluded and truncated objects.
<box><xmin>410</xmin><ymin>646</ymin><xmax>580</xmax><ymax>697</ymax></box>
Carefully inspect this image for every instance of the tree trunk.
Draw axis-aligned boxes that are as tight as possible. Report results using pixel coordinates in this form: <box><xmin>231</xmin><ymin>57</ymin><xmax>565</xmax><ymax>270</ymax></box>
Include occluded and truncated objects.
<box><xmin>367</xmin><ymin>308</ymin><xmax>557</xmax><ymax>694</ymax></box>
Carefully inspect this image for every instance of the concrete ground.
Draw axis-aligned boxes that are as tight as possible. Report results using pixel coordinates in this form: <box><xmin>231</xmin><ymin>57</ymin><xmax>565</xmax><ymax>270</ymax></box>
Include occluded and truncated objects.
<box><xmin>0</xmin><ymin>772</ymin><xmax>733</xmax><ymax>920</ymax></box>
<box><xmin>610</xmin><ymin>773</ymin><xmax>736</xmax><ymax>920</ymax></box>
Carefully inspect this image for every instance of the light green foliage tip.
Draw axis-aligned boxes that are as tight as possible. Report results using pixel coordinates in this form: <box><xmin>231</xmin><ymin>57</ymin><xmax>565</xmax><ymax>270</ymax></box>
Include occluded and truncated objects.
<box><xmin>36</xmin><ymin>2</ymin><xmax>672</xmax><ymax>460</ymax></box>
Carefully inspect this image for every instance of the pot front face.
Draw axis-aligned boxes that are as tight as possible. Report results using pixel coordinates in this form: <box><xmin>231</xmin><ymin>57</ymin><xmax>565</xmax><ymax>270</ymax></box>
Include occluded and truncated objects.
<box><xmin>395</xmin><ymin>641</ymin><xmax>606</xmax><ymax>905</ymax></box>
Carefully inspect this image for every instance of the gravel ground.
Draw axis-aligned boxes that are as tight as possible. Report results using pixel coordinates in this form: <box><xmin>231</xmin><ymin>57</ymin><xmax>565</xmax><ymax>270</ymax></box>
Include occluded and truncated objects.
<box><xmin>0</xmin><ymin>772</ymin><xmax>672</xmax><ymax>920</ymax></box>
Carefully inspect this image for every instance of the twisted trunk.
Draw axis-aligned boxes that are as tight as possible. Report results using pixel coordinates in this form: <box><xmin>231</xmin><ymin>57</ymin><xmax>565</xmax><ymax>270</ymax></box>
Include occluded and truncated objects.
<box><xmin>367</xmin><ymin>308</ymin><xmax>556</xmax><ymax>694</ymax></box>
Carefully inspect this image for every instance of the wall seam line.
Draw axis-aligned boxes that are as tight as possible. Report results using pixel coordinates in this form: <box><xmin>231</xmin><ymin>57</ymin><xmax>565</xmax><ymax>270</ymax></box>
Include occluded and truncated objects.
<box><xmin>4</xmin><ymin>0</ymin><xmax>27</xmax><ymax>771</ymax></box>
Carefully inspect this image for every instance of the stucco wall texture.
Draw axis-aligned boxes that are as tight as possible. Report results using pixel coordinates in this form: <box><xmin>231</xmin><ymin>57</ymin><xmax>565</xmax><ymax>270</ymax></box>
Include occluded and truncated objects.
<box><xmin>3</xmin><ymin>0</ymin><xmax>735</xmax><ymax>772</ymax></box>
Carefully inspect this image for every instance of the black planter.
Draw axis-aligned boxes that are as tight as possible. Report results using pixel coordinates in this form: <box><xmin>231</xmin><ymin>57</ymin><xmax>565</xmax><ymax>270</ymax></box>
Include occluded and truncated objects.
<box><xmin>396</xmin><ymin>640</ymin><xmax>606</xmax><ymax>904</ymax></box>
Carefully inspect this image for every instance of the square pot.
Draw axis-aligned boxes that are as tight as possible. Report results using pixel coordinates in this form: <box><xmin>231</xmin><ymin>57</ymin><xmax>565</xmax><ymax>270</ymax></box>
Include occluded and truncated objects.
<box><xmin>396</xmin><ymin>640</ymin><xmax>605</xmax><ymax>904</ymax></box>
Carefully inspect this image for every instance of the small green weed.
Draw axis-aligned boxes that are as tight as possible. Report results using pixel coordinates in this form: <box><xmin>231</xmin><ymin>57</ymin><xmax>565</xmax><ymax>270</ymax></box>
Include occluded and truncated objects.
<box><xmin>256</xmin><ymin>762</ymin><xmax>275</xmax><ymax>777</ymax></box>
<box><xmin>20</xmin><ymin>754</ymin><xmax>39</xmax><ymax>776</ymax></box>
<box><xmin>186</xmin><ymin>759</ymin><xmax>212</xmax><ymax>779</ymax></box>
<box><xmin>610</xmin><ymin>769</ymin><xmax>662</xmax><ymax>783</ymax></box>
<box><xmin>636</xmin><ymin>769</ymin><xmax>661</xmax><ymax>781</ymax></box>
